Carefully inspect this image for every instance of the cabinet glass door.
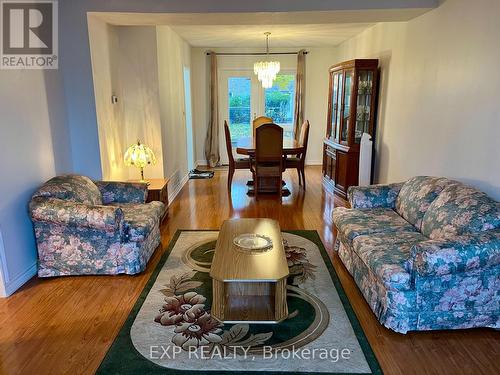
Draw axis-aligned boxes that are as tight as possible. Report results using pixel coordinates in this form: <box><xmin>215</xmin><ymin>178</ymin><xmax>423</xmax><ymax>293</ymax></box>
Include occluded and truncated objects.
<box><xmin>340</xmin><ymin>69</ymin><xmax>353</xmax><ymax>143</ymax></box>
<box><xmin>330</xmin><ymin>72</ymin><xmax>338</xmax><ymax>139</ymax></box>
<box><xmin>334</xmin><ymin>72</ymin><xmax>343</xmax><ymax>142</ymax></box>
<box><xmin>355</xmin><ymin>70</ymin><xmax>374</xmax><ymax>143</ymax></box>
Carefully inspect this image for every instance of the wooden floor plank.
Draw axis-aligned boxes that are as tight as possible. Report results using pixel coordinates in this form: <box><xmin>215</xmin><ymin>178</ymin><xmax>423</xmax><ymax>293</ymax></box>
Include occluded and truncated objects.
<box><xmin>0</xmin><ymin>166</ymin><xmax>498</xmax><ymax>374</ymax></box>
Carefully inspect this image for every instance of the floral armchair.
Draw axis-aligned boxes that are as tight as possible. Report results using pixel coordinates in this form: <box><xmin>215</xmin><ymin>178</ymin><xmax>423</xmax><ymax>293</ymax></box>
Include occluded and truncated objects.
<box><xmin>29</xmin><ymin>175</ymin><xmax>164</xmax><ymax>277</ymax></box>
<box><xmin>332</xmin><ymin>176</ymin><xmax>499</xmax><ymax>333</ymax></box>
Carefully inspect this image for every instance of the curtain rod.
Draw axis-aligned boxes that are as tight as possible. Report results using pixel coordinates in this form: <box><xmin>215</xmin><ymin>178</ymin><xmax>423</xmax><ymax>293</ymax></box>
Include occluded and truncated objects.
<box><xmin>205</xmin><ymin>51</ymin><xmax>308</xmax><ymax>56</ymax></box>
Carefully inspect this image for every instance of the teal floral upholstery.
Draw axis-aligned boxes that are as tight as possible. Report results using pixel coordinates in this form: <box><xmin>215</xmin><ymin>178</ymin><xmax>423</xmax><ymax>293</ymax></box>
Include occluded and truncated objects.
<box><xmin>352</xmin><ymin>231</ymin><xmax>427</xmax><ymax>290</ymax></box>
<box><xmin>117</xmin><ymin>202</ymin><xmax>164</xmax><ymax>242</ymax></box>
<box><xmin>334</xmin><ymin>177</ymin><xmax>499</xmax><ymax>333</ymax></box>
<box><xmin>395</xmin><ymin>176</ymin><xmax>452</xmax><ymax>230</ymax></box>
<box><xmin>421</xmin><ymin>183</ymin><xmax>500</xmax><ymax>240</ymax></box>
<box><xmin>411</xmin><ymin>230</ymin><xmax>500</xmax><ymax>277</ymax></box>
<box><xmin>95</xmin><ymin>181</ymin><xmax>148</xmax><ymax>204</ymax></box>
<box><xmin>332</xmin><ymin>207</ymin><xmax>416</xmax><ymax>245</ymax></box>
<box><xmin>31</xmin><ymin>198</ymin><xmax>123</xmax><ymax>232</ymax></box>
<box><xmin>29</xmin><ymin>175</ymin><xmax>164</xmax><ymax>277</ymax></box>
<box><xmin>348</xmin><ymin>182</ymin><xmax>404</xmax><ymax>209</ymax></box>
<box><xmin>32</xmin><ymin>174</ymin><xmax>102</xmax><ymax>205</ymax></box>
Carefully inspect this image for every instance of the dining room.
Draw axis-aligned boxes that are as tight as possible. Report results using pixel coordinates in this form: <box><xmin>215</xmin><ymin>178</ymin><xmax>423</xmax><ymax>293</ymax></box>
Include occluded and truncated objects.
<box><xmin>188</xmin><ymin>34</ymin><xmax>341</xmax><ymax>199</ymax></box>
<box><xmin>87</xmin><ymin>12</ymin><xmax>355</xmax><ymax>201</ymax></box>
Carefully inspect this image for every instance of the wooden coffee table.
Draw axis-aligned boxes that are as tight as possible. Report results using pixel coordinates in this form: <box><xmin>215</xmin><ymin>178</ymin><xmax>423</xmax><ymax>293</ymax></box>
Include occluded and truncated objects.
<box><xmin>210</xmin><ymin>218</ymin><xmax>289</xmax><ymax>323</ymax></box>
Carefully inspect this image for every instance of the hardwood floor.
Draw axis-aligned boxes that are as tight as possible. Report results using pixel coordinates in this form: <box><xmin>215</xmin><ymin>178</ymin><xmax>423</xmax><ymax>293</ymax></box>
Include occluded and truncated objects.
<box><xmin>0</xmin><ymin>166</ymin><xmax>498</xmax><ymax>374</ymax></box>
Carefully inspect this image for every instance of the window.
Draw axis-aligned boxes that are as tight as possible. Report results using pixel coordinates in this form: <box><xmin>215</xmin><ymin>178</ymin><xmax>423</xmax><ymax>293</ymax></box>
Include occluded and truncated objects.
<box><xmin>264</xmin><ymin>74</ymin><xmax>296</xmax><ymax>139</ymax></box>
<box><xmin>228</xmin><ymin>77</ymin><xmax>251</xmax><ymax>143</ymax></box>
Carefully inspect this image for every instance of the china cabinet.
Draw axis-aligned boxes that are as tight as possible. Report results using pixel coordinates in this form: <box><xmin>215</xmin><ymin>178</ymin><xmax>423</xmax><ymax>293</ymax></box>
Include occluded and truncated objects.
<box><xmin>322</xmin><ymin>59</ymin><xmax>379</xmax><ymax>198</ymax></box>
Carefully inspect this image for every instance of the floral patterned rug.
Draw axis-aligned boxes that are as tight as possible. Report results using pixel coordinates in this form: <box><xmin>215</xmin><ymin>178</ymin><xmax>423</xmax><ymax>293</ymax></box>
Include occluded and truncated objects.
<box><xmin>97</xmin><ymin>230</ymin><xmax>382</xmax><ymax>374</ymax></box>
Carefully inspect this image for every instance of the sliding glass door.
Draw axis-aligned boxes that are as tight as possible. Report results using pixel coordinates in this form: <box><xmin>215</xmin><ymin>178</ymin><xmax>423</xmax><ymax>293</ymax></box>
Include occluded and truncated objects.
<box><xmin>219</xmin><ymin>70</ymin><xmax>295</xmax><ymax>164</ymax></box>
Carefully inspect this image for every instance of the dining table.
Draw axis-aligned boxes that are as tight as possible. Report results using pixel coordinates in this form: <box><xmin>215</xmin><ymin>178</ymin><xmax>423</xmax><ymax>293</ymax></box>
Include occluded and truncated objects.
<box><xmin>235</xmin><ymin>136</ymin><xmax>305</xmax><ymax>196</ymax></box>
<box><xmin>235</xmin><ymin>136</ymin><xmax>305</xmax><ymax>156</ymax></box>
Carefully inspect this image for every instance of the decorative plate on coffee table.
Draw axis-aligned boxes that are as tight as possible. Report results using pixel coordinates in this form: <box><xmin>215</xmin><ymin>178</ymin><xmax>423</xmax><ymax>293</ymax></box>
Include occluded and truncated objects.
<box><xmin>233</xmin><ymin>233</ymin><xmax>273</xmax><ymax>253</ymax></box>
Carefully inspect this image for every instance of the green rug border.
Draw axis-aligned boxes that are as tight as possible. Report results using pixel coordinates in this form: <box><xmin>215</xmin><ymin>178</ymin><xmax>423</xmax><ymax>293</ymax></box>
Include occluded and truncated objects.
<box><xmin>96</xmin><ymin>230</ymin><xmax>383</xmax><ymax>375</ymax></box>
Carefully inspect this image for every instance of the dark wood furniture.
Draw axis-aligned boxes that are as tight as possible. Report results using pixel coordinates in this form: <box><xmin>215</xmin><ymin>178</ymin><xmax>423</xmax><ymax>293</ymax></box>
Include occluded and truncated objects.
<box><xmin>141</xmin><ymin>178</ymin><xmax>169</xmax><ymax>222</ymax></box>
<box><xmin>251</xmin><ymin>123</ymin><xmax>284</xmax><ymax>199</ymax></box>
<box><xmin>236</xmin><ymin>137</ymin><xmax>304</xmax><ymax>156</ymax></box>
<box><xmin>322</xmin><ymin>59</ymin><xmax>379</xmax><ymax>198</ymax></box>
<box><xmin>236</xmin><ymin>135</ymin><xmax>303</xmax><ymax>197</ymax></box>
<box><xmin>224</xmin><ymin>121</ymin><xmax>251</xmax><ymax>191</ymax></box>
<box><xmin>284</xmin><ymin>120</ymin><xmax>310</xmax><ymax>190</ymax></box>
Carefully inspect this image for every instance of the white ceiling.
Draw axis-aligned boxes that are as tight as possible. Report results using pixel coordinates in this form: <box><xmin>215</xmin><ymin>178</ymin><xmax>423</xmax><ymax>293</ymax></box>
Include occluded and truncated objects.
<box><xmin>170</xmin><ymin>23</ymin><xmax>375</xmax><ymax>47</ymax></box>
<box><xmin>92</xmin><ymin>9</ymin><xmax>433</xmax><ymax>48</ymax></box>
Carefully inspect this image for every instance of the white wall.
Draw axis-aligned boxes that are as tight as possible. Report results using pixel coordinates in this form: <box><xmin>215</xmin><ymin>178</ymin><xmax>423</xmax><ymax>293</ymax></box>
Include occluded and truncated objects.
<box><xmin>191</xmin><ymin>47</ymin><xmax>338</xmax><ymax>165</ymax></box>
<box><xmin>117</xmin><ymin>26</ymin><xmax>165</xmax><ymax>180</ymax></box>
<box><xmin>304</xmin><ymin>48</ymin><xmax>339</xmax><ymax>164</ymax></box>
<box><xmin>88</xmin><ymin>16</ymin><xmax>127</xmax><ymax>181</ymax></box>
<box><xmin>336</xmin><ymin>0</ymin><xmax>500</xmax><ymax>199</ymax></box>
<box><xmin>156</xmin><ymin>26</ymin><xmax>192</xmax><ymax>195</ymax></box>
<box><xmin>0</xmin><ymin>69</ymin><xmax>71</xmax><ymax>296</ymax></box>
<box><xmin>89</xmin><ymin>22</ymin><xmax>165</xmax><ymax>181</ymax></box>
<box><xmin>89</xmin><ymin>22</ymin><xmax>193</xmax><ymax>197</ymax></box>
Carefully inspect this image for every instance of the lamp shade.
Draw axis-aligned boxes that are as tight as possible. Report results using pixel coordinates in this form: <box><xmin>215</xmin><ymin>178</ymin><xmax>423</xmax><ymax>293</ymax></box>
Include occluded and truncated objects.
<box><xmin>124</xmin><ymin>140</ymin><xmax>156</xmax><ymax>180</ymax></box>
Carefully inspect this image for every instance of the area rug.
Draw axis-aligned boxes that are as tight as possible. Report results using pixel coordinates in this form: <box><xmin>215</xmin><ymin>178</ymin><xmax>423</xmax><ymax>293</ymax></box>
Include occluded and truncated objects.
<box><xmin>97</xmin><ymin>230</ymin><xmax>382</xmax><ymax>374</ymax></box>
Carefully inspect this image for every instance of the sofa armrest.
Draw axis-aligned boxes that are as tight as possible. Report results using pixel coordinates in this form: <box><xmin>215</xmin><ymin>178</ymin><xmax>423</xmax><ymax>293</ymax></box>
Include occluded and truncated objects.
<box><xmin>30</xmin><ymin>197</ymin><xmax>123</xmax><ymax>233</ymax></box>
<box><xmin>410</xmin><ymin>230</ymin><xmax>500</xmax><ymax>277</ymax></box>
<box><xmin>94</xmin><ymin>181</ymin><xmax>148</xmax><ymax>204</ymax></box>
<box><xmin>348</xmin><ymin>182</ymin><xmax>404</xmax><ymax>209</ymax></box>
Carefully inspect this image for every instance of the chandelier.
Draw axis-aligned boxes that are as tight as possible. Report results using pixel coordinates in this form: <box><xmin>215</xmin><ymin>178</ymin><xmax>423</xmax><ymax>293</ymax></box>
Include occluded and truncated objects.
<box><xmin>254</xmin><ymin>32</ymin><xmax>280</xmax><ymax>88</ymax></box>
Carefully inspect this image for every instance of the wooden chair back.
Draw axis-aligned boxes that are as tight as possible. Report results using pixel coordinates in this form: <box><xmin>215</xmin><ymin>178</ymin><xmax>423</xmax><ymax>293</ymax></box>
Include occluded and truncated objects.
<box><xmin>252</xmin><ymin>116</ymin><xmax>273</xmax><ymax>138</ymax></box>
<box><xmin>255</xmin><ymin>123</ymin><xmax>283</xmax><ymax>196</ymax></box>
<box><xmin>224</xmin><ymin>121</ymin><xmax>235</xmax><ymax>167</ymax></box>
<box><xmin>255</xmin><ymin>123</ymin><xmax>283</xmax><ymax>164</ymax></box>
<box><xmin>298</xmin><ymin>120</ymin><xmax>310</xmax><ymax>163</ymax></box>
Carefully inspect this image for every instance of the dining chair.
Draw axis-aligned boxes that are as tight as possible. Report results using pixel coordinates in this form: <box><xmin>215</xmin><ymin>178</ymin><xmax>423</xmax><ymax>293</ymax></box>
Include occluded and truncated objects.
<box><xmin>224</xmin><ymin>121</ymin><xmax>251</xmax><ymax>191</ymax></box>
<box><xmin>285</xmin><ymin>120</ymin><xmax>310</xmax><ymax>190</ymax></box>
<box><xmin>252</xmin><ymin>116</ymin><xmax>273</xmax><ymax>138</ymax></box>
<box><xmin>252</xmin><ymin>123</ymin><xmax>284</xmax><ymax>199</ymax></box>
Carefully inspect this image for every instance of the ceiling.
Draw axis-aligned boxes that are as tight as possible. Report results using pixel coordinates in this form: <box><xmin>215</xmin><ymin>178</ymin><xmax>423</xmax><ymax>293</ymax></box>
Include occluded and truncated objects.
<box><xmin>169</xmin><ymin>23</ymin><xmax>375</xmax><ymax>47</ymax></box>
<box><xmin>91</xmin><ymin>8</ymin><xmax>434</xmax><ymax>48</ymax></box>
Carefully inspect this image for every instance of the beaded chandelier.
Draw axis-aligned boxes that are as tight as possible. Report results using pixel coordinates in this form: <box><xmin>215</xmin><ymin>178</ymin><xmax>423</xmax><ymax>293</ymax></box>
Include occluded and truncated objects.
<box><xmin>254</xmin><ymin>32</ymin><xmax>280</xmax><ymax>88</ymax></box>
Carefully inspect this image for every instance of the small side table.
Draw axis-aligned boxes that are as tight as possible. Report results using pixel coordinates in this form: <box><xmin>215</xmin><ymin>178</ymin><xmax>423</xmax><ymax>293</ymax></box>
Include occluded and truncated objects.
<box><xmin>130</xmin><ymin>178</ymin><xmax>169</xmax><ymax>222</ymax></box>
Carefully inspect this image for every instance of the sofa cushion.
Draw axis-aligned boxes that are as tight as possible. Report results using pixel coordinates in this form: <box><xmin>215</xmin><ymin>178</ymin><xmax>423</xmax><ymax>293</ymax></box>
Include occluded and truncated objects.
<box><xmin>421</xmin><ymin>183</ymin><xmax>500</xmax><ymax>240</ymax></box>
<box><xmin>117</xmin><ymin>202</ymin><xmax>164</xmax><ymax>242</ymax></box>
<box><xmin>352</xmin><ymin>231</ymin><xmax>427</xmax><ymax>290</ymax></box>
<box><xmin>395</xmin><ymin>176</ymin><xmax>452</xmax><ymax>230</ymax></box>
<box><xmin>32</xmin><ymin>175</ymin><xmax>102</xmax><ymax>205</ymax></box>
<box><xmin>333</xmin><ymin>207</ymin><xmax>417</xmax><ymax>245</ymax></box>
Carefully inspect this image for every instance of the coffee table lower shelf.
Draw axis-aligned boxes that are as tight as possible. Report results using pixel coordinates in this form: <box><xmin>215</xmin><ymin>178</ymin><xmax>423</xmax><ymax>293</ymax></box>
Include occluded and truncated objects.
<box><xmin>211</xmin><ymin>278</ymin><xmax>288</xmax><ymax>324</ymax></box>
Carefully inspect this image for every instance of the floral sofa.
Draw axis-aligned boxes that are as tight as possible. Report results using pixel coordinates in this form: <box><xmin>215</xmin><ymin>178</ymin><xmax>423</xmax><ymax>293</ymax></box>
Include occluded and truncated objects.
<box><xmin>29</xmin><ymin>175</ymin><xmax>164</xmax><ymax>277</ymax></box>
<box><xmin>332</xmin><ymin>176</ymin><xmax>499</xmax><ymax>333</ymax></box>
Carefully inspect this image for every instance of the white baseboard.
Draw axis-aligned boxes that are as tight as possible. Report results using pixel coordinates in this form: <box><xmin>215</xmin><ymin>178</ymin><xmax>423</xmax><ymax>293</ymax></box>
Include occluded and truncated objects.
<box><xmin>305</xmin><ymin>160</ymin><xmax>322</xmax><ymax>166</ymax></box>
<box><xmin>2</xmin><ymin>262</ymin><xmax>37</xmax><ymax>297</ymax></box>
<box><xmin>168</xmin><ymin>172</ymin><xmax>189</xmax><ymax>207</ymax></box>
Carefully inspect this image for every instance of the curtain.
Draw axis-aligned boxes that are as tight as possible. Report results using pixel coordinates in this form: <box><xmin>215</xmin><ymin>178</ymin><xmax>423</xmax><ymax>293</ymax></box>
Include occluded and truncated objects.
<box><xmin>204</xmin><ymin>52</ymin><xmax>220</xmax><ymax>167</ymax></box>
<box><xmin>293</xmin><ymin>49</ymin><xmax>306</xmax><ymax>141</ymax></box>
